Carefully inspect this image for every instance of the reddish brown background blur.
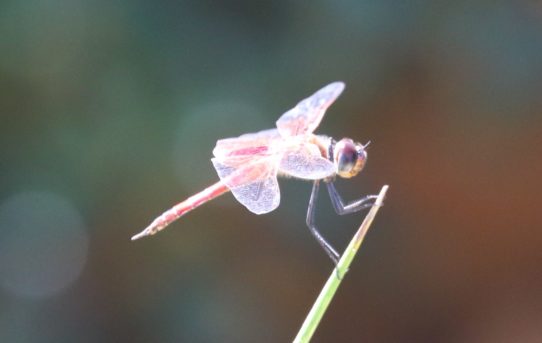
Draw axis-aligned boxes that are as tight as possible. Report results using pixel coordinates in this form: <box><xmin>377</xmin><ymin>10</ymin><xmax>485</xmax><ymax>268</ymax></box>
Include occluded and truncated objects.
<box><xmin>1</xmin><ymin>1</ymin><xmax>541</xmax><ymax>342</ymax></box>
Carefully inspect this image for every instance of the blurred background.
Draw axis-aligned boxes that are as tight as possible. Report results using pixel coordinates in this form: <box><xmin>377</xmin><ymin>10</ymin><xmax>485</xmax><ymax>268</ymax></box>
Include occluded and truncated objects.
<box><xmin>1</xmin><ymin>1</ymin><xmax>542</xmax><ymax>342</ymax></box>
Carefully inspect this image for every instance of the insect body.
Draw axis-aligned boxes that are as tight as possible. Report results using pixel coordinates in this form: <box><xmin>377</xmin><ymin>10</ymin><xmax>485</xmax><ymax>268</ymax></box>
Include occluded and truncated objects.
<box><xmin>132</xmin><ymin>82</ymin><xmax>376</xmax><ymax>264</ymax></box>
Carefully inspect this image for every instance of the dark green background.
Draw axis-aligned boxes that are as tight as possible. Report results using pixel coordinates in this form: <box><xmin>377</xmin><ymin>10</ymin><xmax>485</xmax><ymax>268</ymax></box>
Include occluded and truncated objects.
<box><xmin>1</xmin><ymin>1</ymin><xmax>541</xmax><ymax>342</ymax></box>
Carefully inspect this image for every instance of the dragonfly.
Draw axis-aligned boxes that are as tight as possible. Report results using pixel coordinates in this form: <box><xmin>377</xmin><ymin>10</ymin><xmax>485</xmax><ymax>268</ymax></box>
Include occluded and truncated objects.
<box><xmin>132</xmin><ymin>82</ymin><xmax>377</xmax><ymax>265</ymax></box>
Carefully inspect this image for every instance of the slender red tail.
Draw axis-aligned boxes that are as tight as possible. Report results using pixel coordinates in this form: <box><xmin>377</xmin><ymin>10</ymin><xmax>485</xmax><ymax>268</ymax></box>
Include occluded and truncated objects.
<box><xmin>131</xmin><ymin>181</ymin><xmax>229</xmax><ymax>240</ymax></box>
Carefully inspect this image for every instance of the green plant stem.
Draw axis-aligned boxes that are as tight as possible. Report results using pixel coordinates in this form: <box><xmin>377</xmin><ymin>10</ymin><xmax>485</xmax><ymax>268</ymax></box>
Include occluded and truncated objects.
<box><xmin>293</xmin><ymin>185</ymin><xmax>389</xmax><ymax>343</ymax></box>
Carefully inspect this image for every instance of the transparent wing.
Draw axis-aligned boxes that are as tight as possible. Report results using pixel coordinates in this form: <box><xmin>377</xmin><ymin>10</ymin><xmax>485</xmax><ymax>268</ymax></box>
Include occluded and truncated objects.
<box><xmin>213</xmin><ymin>128</ymin><xmax>281</xmax><ymax>158</ymax></box>
<box><xmin>212</xmin><ymin>155</ymin><xmax>280</xmax><ymax>214</ymax></box>
<box><xmin>276</xmin><ymin>82</ymin><xmax>345</xmax><ymax>137</ymax></box>
<box><xmin>279</xmin><ymin>143</ymin><xmax>336</xmax><ymax>180</ymax></box>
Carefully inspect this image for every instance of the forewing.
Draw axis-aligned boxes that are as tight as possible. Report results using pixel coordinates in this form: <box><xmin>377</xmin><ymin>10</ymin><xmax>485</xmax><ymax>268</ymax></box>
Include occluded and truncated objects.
<box><xmin>213</xmin><ymin>128</ymin><xmax>280</xmax><ymax>158</ymax></box>
<box><xmin>212</xmin><ymin>155</ymin><xmax>280</xmax><ymax>214</ymax></box>
<box><xmin>279</xmin><ymin>143</ymin><xmax>336</xmax><ymax>180</ymax></box>
<box><xmin>276</xmin><ymin>82</ymin><xmax>345</xmax><ymax>137</ymax></box>
<box><xmin>228</xmin><ymin>174</ymin><xmax>280</xmax><ymax>215</ymax></box>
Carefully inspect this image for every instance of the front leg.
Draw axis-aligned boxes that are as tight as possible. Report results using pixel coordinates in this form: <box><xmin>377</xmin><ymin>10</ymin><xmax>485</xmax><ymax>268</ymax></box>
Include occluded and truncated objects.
<box><xmin>306</xmin><ymin>180</ymin><xmax>340</xmax><ymax>265</ymax></box>
<box><xmin>326</xmin><ymin>181</ymin><xmax>378</xmax><ymax>215</ymax></box>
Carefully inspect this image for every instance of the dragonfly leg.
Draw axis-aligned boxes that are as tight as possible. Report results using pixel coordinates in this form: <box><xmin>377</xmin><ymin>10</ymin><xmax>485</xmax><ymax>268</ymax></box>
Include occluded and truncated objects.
<box><xmin>326</xmin><ymin>181</ymin><xmax>378</xmax><ymax>215</ymax></box>
<box><xmin>306</xmin><ymin>180</ymin><xmax>340</xmax><ymax>265</ymax></box>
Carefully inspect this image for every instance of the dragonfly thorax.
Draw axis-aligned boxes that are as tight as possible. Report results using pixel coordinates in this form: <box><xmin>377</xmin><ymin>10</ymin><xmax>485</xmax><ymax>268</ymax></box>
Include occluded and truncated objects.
<box><xmin>332</xmin><ymin>138</ymin><xmax>367</xmax><ymax>179</ymax></box>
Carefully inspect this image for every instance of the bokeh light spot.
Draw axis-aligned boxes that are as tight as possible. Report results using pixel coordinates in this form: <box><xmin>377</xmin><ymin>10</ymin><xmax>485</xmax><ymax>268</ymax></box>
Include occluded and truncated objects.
<box><xmin>173</xmin><ymin>98</ymin><xmax>268</xmax><ymax>188</ymax></box>
<box><xmin>0</xmin><ymin>191</ymin><xmax>88</xmax><ymax>299</ymax></box>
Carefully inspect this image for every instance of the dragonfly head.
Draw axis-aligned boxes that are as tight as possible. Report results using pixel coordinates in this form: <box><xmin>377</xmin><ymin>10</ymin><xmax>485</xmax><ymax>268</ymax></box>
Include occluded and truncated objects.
<box><xmin>333</xmin><ymin>138</ymin><xmax>368</xmax><ymax>179</ymax></box>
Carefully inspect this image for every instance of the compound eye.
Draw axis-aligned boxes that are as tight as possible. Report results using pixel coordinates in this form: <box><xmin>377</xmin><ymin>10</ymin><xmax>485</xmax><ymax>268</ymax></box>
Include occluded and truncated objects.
<box><xmin>335</xmin><ymin>139</ymin><xmax>359</xmax><ymax>178</ymax></box>
<box><xmin>334</xmin><ymin>138</ymin><xmax>367</xmax><ymax>178</ymax></box>
<box><xmin>338</xmin><ymin>146</ymin><xmax>357</xmax><ymax>172</ymax></box>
